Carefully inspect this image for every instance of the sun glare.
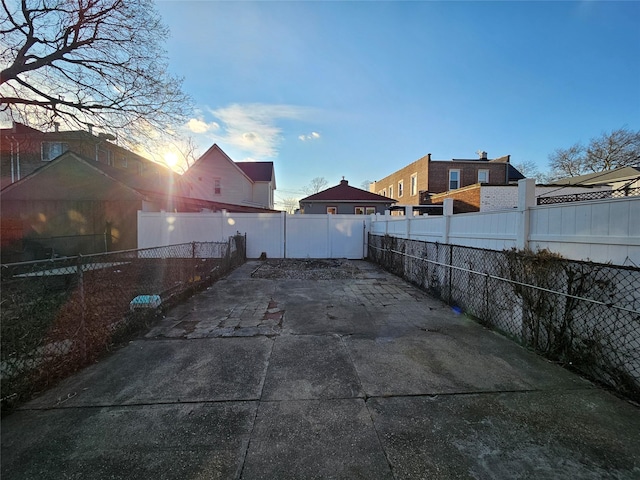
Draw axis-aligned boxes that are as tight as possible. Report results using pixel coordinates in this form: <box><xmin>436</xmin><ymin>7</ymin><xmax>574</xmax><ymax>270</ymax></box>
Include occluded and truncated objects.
<box><xmin>163</xmin><ymin>152</ymin><xmax>179</xmax><ymax>167</ymax></box>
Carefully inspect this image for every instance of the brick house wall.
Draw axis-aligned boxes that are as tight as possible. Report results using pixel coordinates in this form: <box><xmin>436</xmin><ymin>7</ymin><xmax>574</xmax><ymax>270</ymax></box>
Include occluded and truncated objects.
<box><xmin>371</xmin><ymin>154</ymin><xmax>514</xmax><ymax>207</ymax></box>
<box><xmin>370</xmin><ymin>154</ymin><xmax>430</xmax><ymax>205</ymax></box>
<box><xmin>1</xmin><ymin>123</ymin><xmax>160</xmax><ymax>189</ymax></box>
<box><xmin>427</xmin><ymin>160</ymin><xmax>509</xmax><ymax>193</ymax></box>
<box><xmin>422</xmin><ymin>184</ymin><xmax>483</xmax><ymax>213</ymax></box>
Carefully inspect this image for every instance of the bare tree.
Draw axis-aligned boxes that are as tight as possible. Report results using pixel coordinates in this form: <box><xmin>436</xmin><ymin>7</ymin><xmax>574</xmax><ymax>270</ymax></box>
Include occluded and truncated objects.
<box><xmin>0</xmin><ymin>0</ymin><xmax>191</xmax><ymax>150</ymax></box>
<box><xmin>280</xmin><ymin>197</ymin><xmax>300</xmax><ymax>214</ymax></box>
<box><xmin>549</xmin><ymin>128</ymin><xmax>640</xmax><ymax>178</ymax></box>
<box><xmin>302</xmin><ymin>176</ymin><xmax>328</xmax><ymax>195</ymax></box>
<box><xmin>360</xmin><ymin>179</ymin><xmax>373</xmax><ymax>191</ymax></box>
<box><xmin>513</xmin><ymin>160</ymin><xmax>554</xmax><ymax>184</ymax></box>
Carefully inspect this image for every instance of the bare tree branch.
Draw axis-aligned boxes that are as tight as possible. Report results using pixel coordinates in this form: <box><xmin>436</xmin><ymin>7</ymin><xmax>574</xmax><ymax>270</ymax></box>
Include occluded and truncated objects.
<box><xmin>0</xmin><ymin>0</ymin><xmax>191</xmax><ymax>151</ymax></box>
<box><xmin>303</xmin><ymin>177</ymin><xmax>329</xmax><ymax>195</ymax></box>
<box><xmin>548</xmin><ymin>128</ymin><xmax>640</xmax><ymax>178</ymax></box>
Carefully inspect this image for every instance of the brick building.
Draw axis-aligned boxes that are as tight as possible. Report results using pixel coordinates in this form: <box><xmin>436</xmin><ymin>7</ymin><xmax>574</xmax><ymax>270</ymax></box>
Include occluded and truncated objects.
<box><xmin>0</xmin><ymin>122</ymin><xmax>166</xmax><ymax>189</ymax></box>
<box><xmin>370</xmin><ymin>151</ymin><xmax>524</xmax><ymax>208</ymax></box>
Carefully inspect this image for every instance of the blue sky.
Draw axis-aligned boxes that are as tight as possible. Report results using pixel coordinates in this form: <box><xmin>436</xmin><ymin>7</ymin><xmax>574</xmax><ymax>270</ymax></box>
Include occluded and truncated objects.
<box><xmin>155</xmin><ymin>0</ymin><xmax>640</xmax><ymax>206</ymax></box>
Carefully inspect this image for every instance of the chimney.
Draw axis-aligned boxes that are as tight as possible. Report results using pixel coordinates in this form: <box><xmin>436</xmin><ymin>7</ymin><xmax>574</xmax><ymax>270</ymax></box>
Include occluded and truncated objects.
<box><xmin>478</xmin><ymin>151</ymin><xmax>488</xmax><ymax>160</ymax></box>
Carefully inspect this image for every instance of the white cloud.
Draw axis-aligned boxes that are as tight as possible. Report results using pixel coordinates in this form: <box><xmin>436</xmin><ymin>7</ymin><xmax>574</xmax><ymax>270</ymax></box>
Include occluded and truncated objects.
<box><xmin>186</xmin><ymin>118</ymin><xmax>219</xmax><ymax>134</ymax></box>
<box><xmin>299</xmin><ymin>131</ymin><xmax>321</xmax><ymax>141</ymax></box>
<box><xmin>201</xmin><ymin>103</ymin><xmax>317</xmax><ymax>158</ymax></box>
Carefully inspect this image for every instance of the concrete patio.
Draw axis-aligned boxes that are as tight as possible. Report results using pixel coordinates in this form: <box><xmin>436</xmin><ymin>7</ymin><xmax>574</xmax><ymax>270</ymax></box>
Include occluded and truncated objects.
<box><xmin>2</xmin><ymin>260</ymin><xmax>639</xmax><ymax>479</ymax></box>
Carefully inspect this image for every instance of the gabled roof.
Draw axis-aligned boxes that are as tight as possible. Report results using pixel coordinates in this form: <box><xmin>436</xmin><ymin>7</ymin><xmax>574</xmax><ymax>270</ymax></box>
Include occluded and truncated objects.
<box><xmin>236</xmin><ymin>162</ymin><xmax>275</xmax><ymax>183</ymax></box>
<box><xmin>186</xmin><ymin>143</ymin><xmax>254</xmax><ymax>183</ymax></box>
<box><xmin>551</xmin><ymin>166</ymin><xmax>640</xmax><ymax>186</ymax></box>
<box><xmin>0</xmin><ymin>151</ymin><xmax>146</xmax><ymax>201</ymax></box>
<box><xmin>301</xmin><ymin>180</ymin><xmax>396</xmax><ymax>203</ymax></box>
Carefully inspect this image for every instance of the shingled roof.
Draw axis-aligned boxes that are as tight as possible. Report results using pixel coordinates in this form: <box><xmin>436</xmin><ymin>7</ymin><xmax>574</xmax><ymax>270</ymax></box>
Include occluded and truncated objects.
<box><xmin>236</xmin><ymin>162</ymin><xmax>275</xmax><ymax>182</ymax></box>
<box><xmin>301</xmin><ymin>179</ymin><xmax>396</xmax><ymax>203</ymax></box>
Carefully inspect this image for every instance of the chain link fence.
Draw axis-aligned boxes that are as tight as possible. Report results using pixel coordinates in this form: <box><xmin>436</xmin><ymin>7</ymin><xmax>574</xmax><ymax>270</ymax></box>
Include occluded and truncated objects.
<box><xmin>1</xmin><ymin>235</ymin><xmax>246</xmax><ymax>411</ymax></box>
<box><xmin>369</xmin><ymin>234</ymin><xmax>640</xmax><ymax>402</ymax></box>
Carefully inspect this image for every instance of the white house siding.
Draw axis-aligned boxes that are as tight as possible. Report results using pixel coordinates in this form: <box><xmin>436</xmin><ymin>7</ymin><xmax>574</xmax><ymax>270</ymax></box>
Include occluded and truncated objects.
<box><xmin>252</xmin><ymin>182</ymin><xmax>274</xmax><ymax>209</ymax></box>
<box><xmin>184</xmin><ymin>152</ymin><xmax>253</xmax><ymax>205</ymax></box>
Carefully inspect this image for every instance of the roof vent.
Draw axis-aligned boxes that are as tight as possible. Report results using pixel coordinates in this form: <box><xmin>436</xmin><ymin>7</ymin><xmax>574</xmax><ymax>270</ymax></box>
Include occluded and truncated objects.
<box><xmin>477</xmin><ymin>150</ymin><xmax>488</xmax><ymax>160</ymax></box>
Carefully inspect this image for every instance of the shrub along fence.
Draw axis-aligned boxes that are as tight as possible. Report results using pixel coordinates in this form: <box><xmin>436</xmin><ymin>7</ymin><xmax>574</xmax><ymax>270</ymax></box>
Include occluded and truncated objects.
<box><xmin>1</xmin><ymin>235</ymin><xmax>246</xmax><ymax>411</ymax></box>
<box><xmin>368</xmin><ymin>234</ymin><xmax>640</xmax><ymax>402</ymax></box>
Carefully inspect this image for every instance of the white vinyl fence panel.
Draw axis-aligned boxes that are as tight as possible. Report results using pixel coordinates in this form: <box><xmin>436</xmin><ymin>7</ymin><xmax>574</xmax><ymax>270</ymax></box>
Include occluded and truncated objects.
<box><xmin>529</xmin><ymin>198</ymin><xmax>640</xmax><ymax>265</ymax></box>
<box><xmin>369</xmin><ymin>196</ymin><xmax>640</xmax><ymax>266</ymax></box>
<box><xmin>138</xmin><ymin>211</ymin><xmax>369</xmax><ymax>259</ymax></box>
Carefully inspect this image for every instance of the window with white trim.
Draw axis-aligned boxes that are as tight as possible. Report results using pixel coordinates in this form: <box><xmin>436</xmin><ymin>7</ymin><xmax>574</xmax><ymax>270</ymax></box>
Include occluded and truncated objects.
<box><xmin>354</xmin><ymin>207</ymin><xmax>365</xmax><ymax>215</ymax></box>
<box><xmin>449</xmin><ymin>169</ymin><xmax>460</xmax><ymax>190</ymax></box>
<box><xmin>389</xmin><ymin>185</ymin><xmax>393</xmax><ymax>198</ymax></box>
<box><xmin>213</xmin><ymin>178</ymin><xmax>221</xmax><ymax>195</ymax></box>
<box><xmin>410</xmin><ymin>174</ymin><xmax>418</xmax><ymax>196</ymax></box>
<box><xmin>41</xmin><ymin>142</ymin><xmax>68</xmax><ymax>161</ymax></box>
<box><xmin>327</xmin><ymin>207</ymin><xmax>337</xmax><ymax>214</ymax></box>
<box><xmin>365</xmin><ymin>207</ymin><xmax>376</xmax><ymax>215</ymax></box>
<box><xmin>478</xmin><ymin>169</ymin><xmax>489</xmax><ymax>183</ymax></box>
<box><xmin>398</xmin><ymin>180</ymin><xmax>404</xmax><ymax>197</ymax></box>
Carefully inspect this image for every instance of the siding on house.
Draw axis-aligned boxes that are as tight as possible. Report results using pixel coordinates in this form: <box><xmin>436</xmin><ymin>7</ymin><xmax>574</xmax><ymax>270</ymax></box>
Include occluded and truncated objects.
<box><xmin>300</xmin><ymin>179</ymin><xmax>395</xmax><ymax>214</ymax></box>
<box><xmin>181</xmin><ymin>144</ymin><xmax>276</xmax><ymax>209</ymax></box>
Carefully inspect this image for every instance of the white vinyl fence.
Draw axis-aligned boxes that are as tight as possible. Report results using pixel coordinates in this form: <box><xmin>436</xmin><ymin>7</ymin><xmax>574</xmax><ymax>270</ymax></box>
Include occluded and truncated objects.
<box><xmin>138</xmin><ymin>180</ymin><xmax>640</xmax><ymax>265</ymax></box>
<box><xmin>138</xmin><ymin>211</ymin><xmax>369</xmax><ymax>259</ymax></box>
<box><xmin>370</xmin><ymin>180</ymin><xmax>640</xmax><ymax>267</ymax></box>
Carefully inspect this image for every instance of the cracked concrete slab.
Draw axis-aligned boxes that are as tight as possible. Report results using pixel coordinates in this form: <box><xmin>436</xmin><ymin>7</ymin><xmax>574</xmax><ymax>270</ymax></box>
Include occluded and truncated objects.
<box><xmin>23</xmin><ymin>337</ymin><xmax>273</xmax><ymax>408</ymax></box>
<box><xmin>2</xmin><ymin>259</ymin><xmax>638</xmax><ymax>480</ymax></box>
<box><xmin>261</xmin><ymin>334</ymin><xmax>363</xmax><ymax>401</ymax></box>
<box><xmin>2</xmin><ymin>401</ymin><xmax>257</xmax><ymax>480</ymax></box>
<box><xmin>368</xmin><ymin>390</ymin><xmax>640</xmax><ymax>479</ymax></box>
<box><xmin>241</xmin><ymin>399</ymin><xmax>394</xmax><ymax>480</ymax></box>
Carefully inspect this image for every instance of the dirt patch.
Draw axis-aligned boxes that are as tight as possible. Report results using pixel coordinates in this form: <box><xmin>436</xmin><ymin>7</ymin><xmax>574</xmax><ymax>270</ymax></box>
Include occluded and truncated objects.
<box><xmin>251</xmin><ymin>259</ymin><xmax>361</xmax><ymax>280</ymax></box>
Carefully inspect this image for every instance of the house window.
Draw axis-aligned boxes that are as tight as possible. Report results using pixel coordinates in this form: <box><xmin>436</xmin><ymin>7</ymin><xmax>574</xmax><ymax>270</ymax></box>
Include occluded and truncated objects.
<box><xmin>382</xmin><ymin>189</ymin><xmax>386</xmax><ymax>197</ymax></box>
<box><xmin>121</xmin><ymin>158</ymin><xmax>128</xmax><ymax>168</ymax></box>
<box><xmin>213</xmin><ymin>178</ymin><xmax>221</xmax><ymax>195</ymax></box>
<box><xmin>389</xmin><ymin>185</ymin><xmax>393</xmax><ymax>198</ymax></box>
<box><xmin>41</xmin><ymin>142</ymin><xmax>68</xmax><ymax>161</ymax></box>
<box><xmin>327</xmin><ymin>207</ymin><xmax>337</xmax><ymax>214</ymax></box>
<box><xmin>398</xmin><ymin>180</ymin><xmax>404</xmax><ymax>197</ymax></box>
<box><xmin>365</xmin><ymin>207</ymin><xmax>376</xmax><ymax>215</ymax></box>
<box><xmin>449</xmin><ymin>169</ymin><xmax>460</xmax><ymax>190</ymax></box>
<box><xmin>410</xmin><ymin>174</ymin><xmax>418</xmax><ymax>196</ymax></box>
<box><xmin>478</xmin><ymin>169</ymin><xmax>489</xmax><ymax>184</ymax></box>
<box><xmin>355</xmin><ymin>207</ymin><xmax>365</xmax><ymax>215</ymax></box>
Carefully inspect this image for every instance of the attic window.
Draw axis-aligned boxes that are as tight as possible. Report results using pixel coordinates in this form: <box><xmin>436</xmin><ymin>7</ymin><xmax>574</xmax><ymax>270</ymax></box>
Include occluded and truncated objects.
<box><xmin>213</xmin><ymin>178</ymin><xmax>221</xmax><ymax>195</ymax></box>
<box><xmin>41</xmin><ymin>142</ymin><xmax>68</xmax><ymax>161</ymax></box>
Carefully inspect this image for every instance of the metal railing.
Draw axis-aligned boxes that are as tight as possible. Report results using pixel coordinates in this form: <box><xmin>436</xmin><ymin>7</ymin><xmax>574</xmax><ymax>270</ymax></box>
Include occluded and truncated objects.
<box><xmin>537</xmin><ymin>186</ymin><xmax>640</xmax><ymax>205</ymax></box>
<box><xmin>368</xmin><ymin>234</ymin><xmax>640</xmax><ymax>402</ymax></box>
<box><xmin>1</xmin><ymin>236</ymin><xmax>246</xmax><ymax>411</ymax></box>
